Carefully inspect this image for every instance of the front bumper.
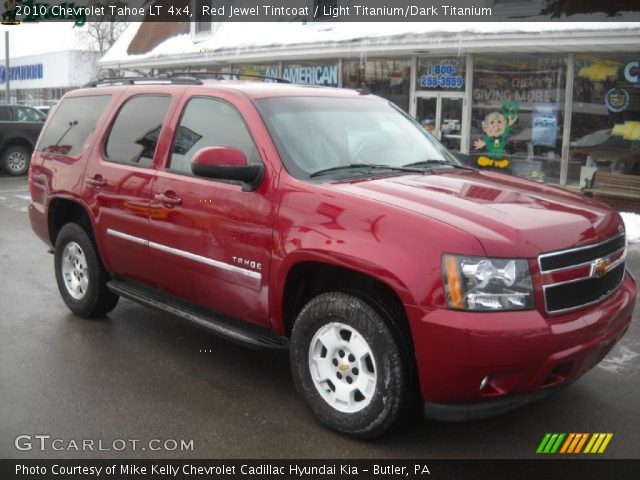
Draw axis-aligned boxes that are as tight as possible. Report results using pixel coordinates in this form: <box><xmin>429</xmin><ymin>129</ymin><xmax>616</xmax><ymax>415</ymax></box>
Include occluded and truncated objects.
<box><xmin>424</xmin><ymin>383</ymin><xmax>568</xmax><ymax>421</ymax></box>
<box><xmin>410</xmin><ymin>271</ymin><xmax>636</xmax><ymax>415</ymax></box>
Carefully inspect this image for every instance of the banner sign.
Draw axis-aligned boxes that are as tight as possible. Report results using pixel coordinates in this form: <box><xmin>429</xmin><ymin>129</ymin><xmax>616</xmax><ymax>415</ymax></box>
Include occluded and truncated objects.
<box><xmin>3</xmin><ymin>0</ymin><xmax>640</xmax><ymax>24</ymax></box>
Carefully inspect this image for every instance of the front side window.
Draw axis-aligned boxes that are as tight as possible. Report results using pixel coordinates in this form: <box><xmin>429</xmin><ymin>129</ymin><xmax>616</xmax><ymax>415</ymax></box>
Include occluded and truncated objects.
<box><xmin>37</xmin><ymin>95</ymin><xmax>112</xmax><ymax>156</ymax></box>
<box><xmin>255</xmin><ymin>96</ymin><xmax>457</xmax><ymax>179</ymax></box>
<box><xmin>169</xmin><ymin>97</ymin><xmax>261</xmax><ymax>175</ymax></box>
<box><xmin>105</xmin><ymin>95</ymin><xmax>172</xmax><ymax>167</ymax></box>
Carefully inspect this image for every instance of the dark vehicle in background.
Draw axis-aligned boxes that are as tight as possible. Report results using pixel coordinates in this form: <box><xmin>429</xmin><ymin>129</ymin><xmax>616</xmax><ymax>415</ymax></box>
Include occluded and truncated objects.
<box><xmin>0</xmin><ymin>104</ymin><xmax>47</xmax><ymax>176</ymax></box>
<box><xmin>34</xmin><ymin>105</ymin><xmax>53</xmax><ymax>117</ymax></box>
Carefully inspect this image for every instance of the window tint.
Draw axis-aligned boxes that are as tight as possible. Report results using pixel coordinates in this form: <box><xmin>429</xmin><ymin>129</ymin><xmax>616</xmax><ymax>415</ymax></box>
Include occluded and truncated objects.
<box><xmin>37</xmin><ymin>96</ymin><xmax>112</xmax><ymax>156</ymax></box>
<box><xmin>17</xmin><ymin>107</ymin><xmax>44</xmax><ymax>122</ymax></box>
<box><xmin>105</xmin><ymin>95</ymin><xmax>171</xmax><ymax>167</ymax></box>
<box><xmin>169</xmin><ymin>97</ymin><xmax>261</xmax><ymax>175</ymax></box>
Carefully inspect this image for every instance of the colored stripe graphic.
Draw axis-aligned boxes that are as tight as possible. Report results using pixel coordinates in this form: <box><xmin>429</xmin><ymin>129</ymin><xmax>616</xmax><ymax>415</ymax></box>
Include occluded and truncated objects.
<box><xmin>550</xmin><ymin>433</ymin><xmax>565</xmax><ymax>453</ymax></box>
<box><xmin>574</xmin><ymin>434</ymin><xmax>588</xmax><ymax>453</ymax></box>
<box><xmin>584</xmin><ymin>433</ymin><xmax>613</xmax><ymax>454</ymax></box>
<box><xmin>538</xmin><ymin>433</ymin><xmax>613</xmax><ymax>454</ymax></box>
<box><xmin>537</xmin><ymin>433</ymin><xmax>565</xmax><ymax>454</ymax></box>
<box><xmin>536</xmin><ymin>434</ymin><xmax>552</xmax><ymax>454</ymax></box>
<box><xmin>567</xmin><ymin>433</ymin><xmax>584</xmax><ymax>453</ymax></box>
<box><xmin>559</xmin><ymin>433</ymin><xmax>575</xmax><ymax>454</ymax></box>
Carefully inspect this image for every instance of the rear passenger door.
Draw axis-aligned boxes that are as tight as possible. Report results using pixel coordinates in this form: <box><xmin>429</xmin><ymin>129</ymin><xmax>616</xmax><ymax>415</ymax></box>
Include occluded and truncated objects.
<box><xmin>147</xmin><ymin>95</ymin><xmax>275</xmax><ymax>327</ymax></box>
<box><xmin>84</xmin><ymin>94</ymin><xmax>172</xmax><ymax>286</ymax></box>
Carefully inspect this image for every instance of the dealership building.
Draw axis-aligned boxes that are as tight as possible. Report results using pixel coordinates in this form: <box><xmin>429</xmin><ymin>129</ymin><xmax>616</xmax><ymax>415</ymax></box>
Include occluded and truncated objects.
<box><xmin>0</xmin><ymin>24</ymin><xmax>100</xmax><ymax>106</ymax></box>
<box><xmin>100</xmin><ymin>21</ymin><xmax>640</xmax><ymax>191</ymax></box>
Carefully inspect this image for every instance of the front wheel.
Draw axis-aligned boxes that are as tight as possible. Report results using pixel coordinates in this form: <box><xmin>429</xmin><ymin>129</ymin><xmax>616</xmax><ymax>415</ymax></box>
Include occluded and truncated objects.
<box><xmin>290</xmin><ymin>292</ymin><xmax>411</xmax><ymax>439</ymax></box>
<box><xmin>54</xmin><ymin>223</ymin><xmax>119</xmax><ymax>318</ymax></box>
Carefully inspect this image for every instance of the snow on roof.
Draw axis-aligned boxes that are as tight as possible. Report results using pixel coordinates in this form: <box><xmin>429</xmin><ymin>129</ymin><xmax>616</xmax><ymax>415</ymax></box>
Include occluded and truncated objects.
<box><xmin>100</xmin><ymin>21</ymin><xmax>640</xmax><ymax>67</ymax></box>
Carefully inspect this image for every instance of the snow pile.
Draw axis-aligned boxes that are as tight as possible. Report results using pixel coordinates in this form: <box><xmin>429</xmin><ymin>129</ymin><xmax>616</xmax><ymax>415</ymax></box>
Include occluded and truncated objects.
<box><xmin>621</xmin><ymin>212</ymin><xmax>640</xmax><ymax>244</ymax></box>
<box><xmin>101</xmin><ymin>21</ymin><xmax>640</xmax><ymax>66</ymax></box>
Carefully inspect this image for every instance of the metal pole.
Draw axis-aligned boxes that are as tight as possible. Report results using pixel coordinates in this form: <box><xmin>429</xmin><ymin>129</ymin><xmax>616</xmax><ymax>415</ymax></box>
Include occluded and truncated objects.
<box><xmin>560</xmin><ymin>53</ymin><xmax>575</xmax><ymax>187</ymax></box>
<box><xmin>5</xmin><ymin>31</ymin><xmax>10</xmax><ymax>104</ymax></box>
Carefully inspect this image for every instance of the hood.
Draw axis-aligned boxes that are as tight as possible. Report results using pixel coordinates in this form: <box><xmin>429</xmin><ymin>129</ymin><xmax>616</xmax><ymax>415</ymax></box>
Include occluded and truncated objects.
<box><xmin>330</xmin><ymin>170</ymin><xmax>623</xmax><ymax>258</ymax></box>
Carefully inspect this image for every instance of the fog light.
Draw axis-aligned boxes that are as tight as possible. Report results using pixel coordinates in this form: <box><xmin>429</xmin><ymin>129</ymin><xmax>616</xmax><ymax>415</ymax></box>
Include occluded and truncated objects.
<box><xmin>479</xmin><ymin>376</ymin><xmax>490</xmax><ymax>392</ymax></box>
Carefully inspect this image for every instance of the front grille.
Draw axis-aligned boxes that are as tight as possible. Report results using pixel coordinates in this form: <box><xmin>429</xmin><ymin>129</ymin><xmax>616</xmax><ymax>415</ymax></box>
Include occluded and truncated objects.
<box><xmin>544</xmin><ymin>263</ymin><xmax>625</xmax><ymax>313</ymax></box>
<box><xmin>539</xmin><ymin>234</ymin><xmax>625</xmax><ymax>272</ymax></box>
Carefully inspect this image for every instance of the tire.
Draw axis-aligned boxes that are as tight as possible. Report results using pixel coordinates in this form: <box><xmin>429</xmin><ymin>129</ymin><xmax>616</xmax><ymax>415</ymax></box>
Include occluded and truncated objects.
<box><xmin>290</xmin><ymin>292</ymin><xmax>411</xmax><ymax>439</ymax></box>
<box><xmin>2</xmin><ymin>145</ymin><xmax>30</xmax><ymax>176</ymax></box>
<box><xmin>54</xmin><ymin>223</ymin><xmax>119</xmax><ymax>318</ymax></box>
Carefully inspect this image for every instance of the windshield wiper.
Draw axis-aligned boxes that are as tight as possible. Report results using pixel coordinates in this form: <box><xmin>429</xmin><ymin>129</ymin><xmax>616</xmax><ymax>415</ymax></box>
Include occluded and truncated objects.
<box><xmin>310</xmin><ymin>163</ymin><xmax>423</xmax><ymax>178</ymax></box>
<box><xmin>403</xmin><ymin>159</ymin><xmax>475</xmax><ymax>171</ymax></box>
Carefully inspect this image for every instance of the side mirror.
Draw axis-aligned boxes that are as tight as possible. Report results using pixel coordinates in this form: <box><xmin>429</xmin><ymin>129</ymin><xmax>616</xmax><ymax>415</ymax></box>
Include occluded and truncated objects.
<box><xmin>191</xmin><ymin>146</ymin><xmax>263</xmax><ymax>191</ymax></box>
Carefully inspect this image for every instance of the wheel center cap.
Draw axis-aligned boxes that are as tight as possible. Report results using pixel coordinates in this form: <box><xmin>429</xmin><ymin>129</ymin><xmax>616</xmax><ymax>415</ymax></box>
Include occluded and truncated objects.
<box><xmin>339</xmin><ymin>364</ymin><xmax>349</xmax><ymax>372</ymax></box>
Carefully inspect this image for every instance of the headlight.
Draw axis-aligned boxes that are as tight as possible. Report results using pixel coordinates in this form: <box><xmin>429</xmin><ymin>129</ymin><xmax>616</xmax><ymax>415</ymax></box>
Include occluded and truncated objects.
<box><xmin>442</xmin><ymin>254</ymin><xmax>534</xmax><ymax>311</ymax></box>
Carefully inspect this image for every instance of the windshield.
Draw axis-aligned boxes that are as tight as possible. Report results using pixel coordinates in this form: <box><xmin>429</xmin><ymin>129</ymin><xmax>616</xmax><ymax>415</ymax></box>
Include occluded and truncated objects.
<box><xmin>254</xmin><ymin>96</ymin><xmax>460</xmax><ymax>179</ymax></box>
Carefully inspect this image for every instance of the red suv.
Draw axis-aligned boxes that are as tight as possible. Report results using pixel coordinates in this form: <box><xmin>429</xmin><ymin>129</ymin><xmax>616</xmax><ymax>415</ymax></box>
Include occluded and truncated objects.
<box><xmin>29</xmin><ymin>78</ymin><xmax>636</xmax><ymax>438</ymax></box>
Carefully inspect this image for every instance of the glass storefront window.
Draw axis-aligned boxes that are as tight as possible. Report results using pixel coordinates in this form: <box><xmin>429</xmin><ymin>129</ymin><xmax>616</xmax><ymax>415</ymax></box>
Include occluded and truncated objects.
<box><xmin>342</xmin><ymin>57</ymin><xmax>410</xmax><ymax>111</ymax></box>
<box><xmin>416</xmin><ymin>57</ymin><xmax>465</xmax><ymax>92</ymax></box>
<box><xmin>282</xmin><ymin>60</ymin><xmax>339</xmax><ymax>87</ymax></box>
<box><xmin>569</xmin><ymin>54</ymin><xmax>640</xmax><ymax>187</ymax></box>
<box><xmin>470</xmin><ymin>54</ymin><xmax>566</xmax><ymax>183</ymax></box>
<box><xmin>232</xmin><ymin>63</ymin><xmax>280</xmax><ymax>82</ymax></box>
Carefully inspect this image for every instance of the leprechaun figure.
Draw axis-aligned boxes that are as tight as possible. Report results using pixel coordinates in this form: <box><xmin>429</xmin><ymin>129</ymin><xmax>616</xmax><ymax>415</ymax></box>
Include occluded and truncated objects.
<box><xmin>473</xmin><ymin>100</ymin><xmax>519</xmax><ymax>170</ymax></box>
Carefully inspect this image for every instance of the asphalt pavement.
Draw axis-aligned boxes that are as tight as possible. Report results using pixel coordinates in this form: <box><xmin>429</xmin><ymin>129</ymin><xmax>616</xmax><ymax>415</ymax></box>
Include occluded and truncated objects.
<box><xmin>1</xmin><ymin>175</ymin><xmax>639</xmax><ymax>459</ymax></box>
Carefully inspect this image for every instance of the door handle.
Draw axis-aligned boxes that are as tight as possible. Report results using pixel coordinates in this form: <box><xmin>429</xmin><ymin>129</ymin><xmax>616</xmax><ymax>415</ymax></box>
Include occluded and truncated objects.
<box><xmin>86</xmin><ymin>175</ymin><xmax>107</xmax><ymax>188</ymax></box>
<box><xmin>154</xmin><ymin>192</ymin><xmax>182</xmax><ymax>206</ymax></box>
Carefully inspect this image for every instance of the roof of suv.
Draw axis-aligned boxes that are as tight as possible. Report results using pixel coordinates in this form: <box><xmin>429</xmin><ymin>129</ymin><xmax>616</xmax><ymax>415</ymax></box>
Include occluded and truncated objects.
<box><xmin>69</xmin><ymin>80</ymin><xmax>369</xmax><ymax>101</ymax></box>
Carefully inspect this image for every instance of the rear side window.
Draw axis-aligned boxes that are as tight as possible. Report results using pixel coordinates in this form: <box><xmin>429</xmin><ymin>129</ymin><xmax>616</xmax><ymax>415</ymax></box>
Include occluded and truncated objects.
<box><xmin>105</xmin><ymin>95</ymin><xmax>171</xmax><ymax>168</ymax></box>
<box><xmin>37</xmin><ymin>96</ymin><xmax>112</xmax><ymax>156</ymax></box>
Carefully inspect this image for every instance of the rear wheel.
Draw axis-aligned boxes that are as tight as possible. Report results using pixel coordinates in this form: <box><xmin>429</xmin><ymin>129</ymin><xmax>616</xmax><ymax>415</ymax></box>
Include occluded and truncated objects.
<box><xmin>290</xmin><ymin>292</ymin><xmax>411</xmax><ymax>439</ymax></box>
<box><xmin>54</xmin><ymin>223</ymin><xmax>119</xmax><ymax>318</ymax></box>
<box><xmin>2</xmin><ymin>145</ymin><xmax>30</xmax><ymax>176</ymax></box>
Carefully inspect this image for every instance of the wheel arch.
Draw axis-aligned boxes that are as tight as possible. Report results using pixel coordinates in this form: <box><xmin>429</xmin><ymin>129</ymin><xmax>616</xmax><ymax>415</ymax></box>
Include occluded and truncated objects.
<box><xmin>1</xmin><ymin>137</ymin><xmax>34</xmax><ymax>156</ymax></box>
<box><xmin>47</xmin><ymin>196</ymin><xmax>96</xmax><ymax>246</ymax></box>
<box><xmin>275</xmin><ymin>256</ymin><xmax>415</xmax><ymax>350</ymax></box>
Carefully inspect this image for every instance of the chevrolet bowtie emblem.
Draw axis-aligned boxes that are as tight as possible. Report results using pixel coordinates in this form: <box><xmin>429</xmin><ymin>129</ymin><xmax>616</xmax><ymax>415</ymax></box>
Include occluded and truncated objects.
<box><xmin>594</xmin><ymin>258</ymin><xmax>611</xmax><ymax>278</ymax></box>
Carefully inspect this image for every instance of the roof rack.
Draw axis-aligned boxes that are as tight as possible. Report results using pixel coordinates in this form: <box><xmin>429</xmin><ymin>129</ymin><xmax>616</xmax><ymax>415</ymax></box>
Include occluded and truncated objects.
<box><xmin>83</xmin><ymin>70</ymin><xmax>291</xmax><ymax>88</ymax></box>
<box><xmin>83</xmin><ymin>76</ymin><xmax>203</xmax><ymax>88</ymax></box>
<box><xmin>163</xmin><ymin>71</ymin><xmax>290</xmax><ymax>84</ymax></box>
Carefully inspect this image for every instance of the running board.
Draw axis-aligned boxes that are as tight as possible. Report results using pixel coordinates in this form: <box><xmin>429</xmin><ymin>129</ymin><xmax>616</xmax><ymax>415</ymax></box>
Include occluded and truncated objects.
<box><xmin>107</xmin><ymin>279</ymin><xmax>288</xmax><ymax>352</ymax></box>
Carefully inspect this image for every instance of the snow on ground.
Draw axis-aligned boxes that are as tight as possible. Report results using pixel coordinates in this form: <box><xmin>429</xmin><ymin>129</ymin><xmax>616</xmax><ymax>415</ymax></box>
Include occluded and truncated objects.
<box><xmin>621</xmin><ymin>212</ymin><xmax>640</xmax><ymax>244</ymax></box>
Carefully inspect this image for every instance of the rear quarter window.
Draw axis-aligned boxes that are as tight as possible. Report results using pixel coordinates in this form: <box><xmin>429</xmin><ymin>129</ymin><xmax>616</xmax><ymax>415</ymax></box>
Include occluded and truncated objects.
<box><xmin>104</xmin><ymin>95</ymin><xmax>172</xmax><ymax>168</ymax></box>
<box><xmin>37</xmin><ymin>95</ymin><xmax>112</xmax><ymax>156</ymax></box>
